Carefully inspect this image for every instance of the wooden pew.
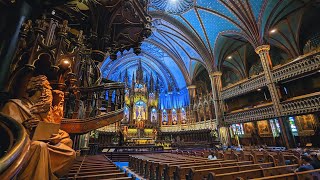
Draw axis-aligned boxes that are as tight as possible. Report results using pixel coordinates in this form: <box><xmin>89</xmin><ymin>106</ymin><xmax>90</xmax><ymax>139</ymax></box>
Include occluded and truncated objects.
<box><xmin>173</xmin><ymin>161</ymin><xmax>254</xmax><ymax>180</ymax></box>
<box><xmin>148</xmin><ymin>158</ymin><xmax>236</xmax><ymax>179</ymax></box>
<box><xmin>207</xmin><ymin>164</ymin><xmax>298</xmax><ymax>180</ymax></box>
<box><xmin>132</xmin><ymin>154</ymin><xmax>210</xmax><ymax>176</ymax></box>
<box><xmin>163</xmin><ymin>159</ymin><xmax>246</xmax><ymax>180</ymax></box>
<box><xmin>134</xmin><ymin>156</ymin><xmax>229</xmax><ymax>179</ymax></box>
<box><xmin>187</xmin><ymin>162</ymin><xmax>274</xmax><ymax>180</ymax></box>
<box><xmin>130</xmin><ymin>153</ymin><xmax>214</xmax><ymax>176</ymax></box>
<box><xmin>130</xmin><ymin>153</ymin><xmax>237</xmax><ymax>180</ymax></box>
<box><xmin>253</xmin><ymin>169</ymin><xmax>320</xmax><ymax>180</ymax></box>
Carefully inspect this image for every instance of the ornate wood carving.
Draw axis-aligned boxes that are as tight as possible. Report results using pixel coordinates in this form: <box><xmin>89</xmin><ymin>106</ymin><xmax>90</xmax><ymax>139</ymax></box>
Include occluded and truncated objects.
<box><xmin>224</xmin><ymin>104</ymin><xmax>275</xmax><ymax>124</ymax></box>
<box><xmin>221</xmin><ymin>74</ymin><xmax>267</xmax><ymax>100</ymax></box>
<box><xmin>281</xmin><ymin>92</ymin><xmax>320</xmax><ymax>116</ymax></box>
<box><xmin>272</xmin><ymin>50</ymin><xmax>320</xmax><ymax>83</ymax></box>
<box><xmin>221</xmin><ymin>50</ymin><xmax>320</xmax><ymax>101</ymax></box>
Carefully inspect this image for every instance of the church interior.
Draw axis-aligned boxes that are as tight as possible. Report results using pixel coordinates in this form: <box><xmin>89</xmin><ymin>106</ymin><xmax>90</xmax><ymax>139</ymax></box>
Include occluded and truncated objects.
<box><xmin>1</xmin><ymin>0</ymin><xmax>320</xmax><ymax>179</ymax></box>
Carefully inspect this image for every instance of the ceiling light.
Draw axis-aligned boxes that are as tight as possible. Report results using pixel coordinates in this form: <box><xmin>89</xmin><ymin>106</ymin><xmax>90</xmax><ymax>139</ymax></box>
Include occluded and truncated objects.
<box><xmin>63</xmin><ymin>59</ymin><xmax>70</xmax><ymax>65</ymax></box>
<box><xmin>270</xmin><ymin>29</ymin><xmax>277</xmax><ymax>34</ymax></box>
<box><xmin>227</xmin><ymin>56</ymin><xmax>232</xmax><ymax>59</ymax></box>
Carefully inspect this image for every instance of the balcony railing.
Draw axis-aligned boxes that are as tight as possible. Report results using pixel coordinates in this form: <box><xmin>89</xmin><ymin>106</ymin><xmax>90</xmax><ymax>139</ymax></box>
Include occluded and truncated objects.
<box><xmin>221</xmin><ymin>74</ymin><xmax>267</xmax><ymax>100</ymax></box>
<box><xmin>272</xmin><ymin>50</ymin><xmax>320</xmax><ymax>83</ymax></box>
<box><xmin>221</xmin><ymin>50</ymin><xmax>320</xmax><ymax>100</ymax></box>
<box><xmin>281</xmin><ymin>92</ymin><xmax>320</xmax><ymax>116</ymax></box>
<box><xmin>224</xmin><ymin>103</ymin><xmax>275</xmax><ymax>124</ymax></box>
<box><xmin>61</xmin><ymin>82</ymin><xmax>125</xmax><ymax>134</ymax></box>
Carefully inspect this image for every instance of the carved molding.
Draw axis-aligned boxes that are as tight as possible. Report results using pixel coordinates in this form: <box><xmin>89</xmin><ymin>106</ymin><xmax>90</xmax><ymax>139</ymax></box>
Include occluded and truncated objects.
<box><xmin>281</xmin><ymin>92</ymin><xmax>320</xmax><ymax>116</ymax></box>
<box><xmin>272</xmin><ymin>50</ymin><xmax>320</xmax><ymax>83</ymax></box>
<box><xmin>221</xmin><ymin>74</ymin><xmax>267</xmax><ymax>100</ymax></box>
<box><xmin>224</xmin><ymin>104</ymin><xmax>275</xmax><ymax>124</ymax></box>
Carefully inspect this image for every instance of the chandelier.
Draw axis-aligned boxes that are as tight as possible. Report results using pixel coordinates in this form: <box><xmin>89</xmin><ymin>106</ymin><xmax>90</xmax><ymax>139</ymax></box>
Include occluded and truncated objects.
<box><xmin>150</xmin><ymin>0</ymin><xmax>194</xmax><ymax>14</ymax></box>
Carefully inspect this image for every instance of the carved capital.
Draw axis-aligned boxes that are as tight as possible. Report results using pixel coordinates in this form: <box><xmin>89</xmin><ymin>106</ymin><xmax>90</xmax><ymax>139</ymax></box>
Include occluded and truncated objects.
<box><xmin>209</xmin><ymin>71</ymin><xmax>222</xmax><ymax>78</ymax></box>
<box><xmin>187</xmin><ymin>85</ymin><xmax>196</xmax><ymax>90</ymax></box>
<box><xmin>255</xmin><ymin>45</ymin><xmax>270</xmax><ymax>54</ymax></box>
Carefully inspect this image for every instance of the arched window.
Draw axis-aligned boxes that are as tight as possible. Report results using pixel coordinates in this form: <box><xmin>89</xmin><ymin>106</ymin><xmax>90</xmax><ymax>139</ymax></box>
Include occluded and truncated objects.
<box><xmin>172</xmin><ymin>109</ymin><xmax>177</xmax><ymax>125</ymax></box>
<box><xmin>162</xmin><ymin>109</ymin><xmax>168</xmax><ymax>125</ymax></box>
<box><xmin>231</xmin><ymin>124</ymin><xmax>244</xmax><ymax>136</ymax></box>
<box><xmin>181</xmin><ymin>108</ymin><xmax>186</xmax><ymax>124</ymax></box>
<box><xmin>151</xmin><ymin>108</ymin><xmax>157</xmax><ymax>123</ymax></box>
<box><xmin>122</xmin><ymin>105</ymin><xmax>130</xmax><ymax>123</ymax></box>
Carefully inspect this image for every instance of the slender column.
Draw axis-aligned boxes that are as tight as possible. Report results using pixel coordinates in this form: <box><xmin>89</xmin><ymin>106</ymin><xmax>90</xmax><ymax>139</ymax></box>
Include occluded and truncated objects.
<box><xmin>255</xmin><ymin>45</ymin><xmax>291</xmax><ymax>149</ymax></box>
<box><xmin>108</xmin><ymin>90</ymin><xmax>113</xmax><ymax>112</ymax></box>
<box><xmin>187</xmin><ymin>85</ymin><xmax>196</xmax><ymax>106</ymax></box>
<box><xmin>187</xmin><ymin>85</ymin><xmax>196</xmax><ymax>124</ymax></box>
<box><xmin>209</xmin><ymin>72</ymin><xmax>223</xmax><ymax>126</ymax></box>
<box><xmin>255</xmin><ymin>45</ymin><xmax>282</xmax><ymax>115</ymax></box>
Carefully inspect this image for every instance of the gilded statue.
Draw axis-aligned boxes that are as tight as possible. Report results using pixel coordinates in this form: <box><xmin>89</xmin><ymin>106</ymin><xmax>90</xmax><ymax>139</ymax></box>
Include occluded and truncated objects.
<box><xmin>1</xmin><ymin>75</ymin><xmax>76</xmax><ymax>180</ymax></box>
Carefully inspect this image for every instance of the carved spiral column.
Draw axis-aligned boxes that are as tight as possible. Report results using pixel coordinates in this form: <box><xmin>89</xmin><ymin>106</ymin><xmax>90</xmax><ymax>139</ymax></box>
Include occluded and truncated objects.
<box><xmin>209</xmin><ymin>72</ymin><xmax>223</xmax><ymax>126</ymax></box>
<box><xmin>255</xmin><ymin>45</ymin><xmax>291</xmax><ymax>148</ymax></box>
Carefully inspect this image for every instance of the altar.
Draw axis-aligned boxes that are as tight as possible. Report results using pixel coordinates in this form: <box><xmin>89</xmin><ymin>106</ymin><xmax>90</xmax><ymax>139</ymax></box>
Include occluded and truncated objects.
<box><xmin>120</xmin><ymin>60</ymin><xmax>159</xmax><ymax>145</ymax></box>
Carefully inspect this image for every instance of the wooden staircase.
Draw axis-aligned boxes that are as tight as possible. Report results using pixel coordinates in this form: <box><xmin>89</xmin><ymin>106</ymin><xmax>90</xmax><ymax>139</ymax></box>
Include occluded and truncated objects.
<box><xmin>62</xmin><ymin>155</ymin><xmax>134</xmax><ymax>180</ymax></box>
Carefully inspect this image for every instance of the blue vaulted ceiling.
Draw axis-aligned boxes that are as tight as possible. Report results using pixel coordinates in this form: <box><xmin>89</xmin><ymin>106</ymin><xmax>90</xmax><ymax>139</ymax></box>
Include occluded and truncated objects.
<box><xmin>102</xmin><ymin>0</ymin><xmax>311</xmax><ymax>92</ymax></box>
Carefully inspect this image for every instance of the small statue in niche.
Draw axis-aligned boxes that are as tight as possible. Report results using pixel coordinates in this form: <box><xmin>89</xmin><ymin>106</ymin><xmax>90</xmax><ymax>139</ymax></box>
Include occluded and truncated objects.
<box><xmin>1</xmin><ymin>75</ymin><xmax>75</xmax><ymax>180</ymax></box>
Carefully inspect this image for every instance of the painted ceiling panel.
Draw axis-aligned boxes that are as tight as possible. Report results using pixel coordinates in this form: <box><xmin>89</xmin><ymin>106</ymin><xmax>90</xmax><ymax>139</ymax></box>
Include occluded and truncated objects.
<box><xmin>196</xmin><ymin>0</ymin><xmax>238</xmax><ymax>21</ymax></box>
<box><xmin>249</xmin><ymin>0</ymin><xmax>265</xmax><ymax>21</ymax></box>
<box><xmin>190</xmin><ymin>60</ymin><xmax>198</xmax><ymax>78</ymax></box>
<box><xmin>170</xmin><ymin>14</ymin><xmax>197</xmax><ymax>35</ymax></box>
<box><xmin>260</xmin><ymin>0</ymin><xmax>309</xmax><ymax>36</ymax></box>
<box><xmin>182</xmin><ymin>8</ymin><xmax>209</xmax><ymax>47</ymax></box>
<box><xmin>198</xmin><ymin>9</ymin><xmax>239</xmax><ymax>52</ymax></box>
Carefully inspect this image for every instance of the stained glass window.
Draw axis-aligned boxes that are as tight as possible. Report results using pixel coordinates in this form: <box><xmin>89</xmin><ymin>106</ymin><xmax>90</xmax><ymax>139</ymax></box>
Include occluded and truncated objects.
<box><xmin>151</xmin><ymin>108</ymin><xmax>157</xmax><ymax>123</ymax></box>
<box><xmin>162</xmin><ymin>109</ymin><xmax>168</xmax><ymax>124</ymax></box>
<box><xmin>288</xmin><ymin>117</ymin><xmax>298</xmax><ymax>135</ymax></box>
<box><xmin>122</xmin><ymin>106</ymin><xmax>130</xmax><ymax>123</ymax></box>
<box><xmin>231</xmin><ymin>124</ymin><xmax>244</xmax><ymax>135</ymax></box>
<box><xmin>270</xmin><ymin>119</ymin><xmax>281</xmax><ymax>137</ymax></box>
<box><xmin>181</xmin><ymin>108</ymin><xmax>187</xmax><ymax>124</ymax></box>
<box><xmin>172</xmin><ymin>109</ymin><xmax>177</xmax><ymax>125</ymax></box>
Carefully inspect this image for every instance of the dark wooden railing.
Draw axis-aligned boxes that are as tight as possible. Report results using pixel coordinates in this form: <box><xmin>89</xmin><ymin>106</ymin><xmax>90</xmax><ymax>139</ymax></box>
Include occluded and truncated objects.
<box><xmin>0</xmin><ymin>113</ymin><xmax>30</xmax><ymax>179</ymax></box>
<box><xmin>61</xmin><ymin>82</ymin><xmax>125</xmax><ymax>134</ymax></box>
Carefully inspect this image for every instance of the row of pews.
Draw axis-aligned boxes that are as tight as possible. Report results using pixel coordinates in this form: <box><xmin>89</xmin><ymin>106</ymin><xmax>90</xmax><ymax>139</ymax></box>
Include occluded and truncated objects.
<box><xmin>128</xmin><ymin>149</ymin><xmax>320</xmax><ymax>180</ymax></box>
<box><xmin>62</xmin><ymin>155</ymin><xmax>134</xmax><ymax>180</ymax></box>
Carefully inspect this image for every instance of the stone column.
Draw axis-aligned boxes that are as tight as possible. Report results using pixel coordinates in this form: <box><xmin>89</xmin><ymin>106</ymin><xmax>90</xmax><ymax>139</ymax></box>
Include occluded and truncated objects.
<box><xmin>187</xmin><ymin>85</ymin><xmax>196</xmax><ymax>124</ymax></box>
<box><xmin>209</xmin><ymin>72</ymin><xmax>223</xmax><ymax>126</ymax></box>
<box><xmin>255</xmin><ymin>45</ymin><xmax>291</xmax><ymax>149</ymax></box>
